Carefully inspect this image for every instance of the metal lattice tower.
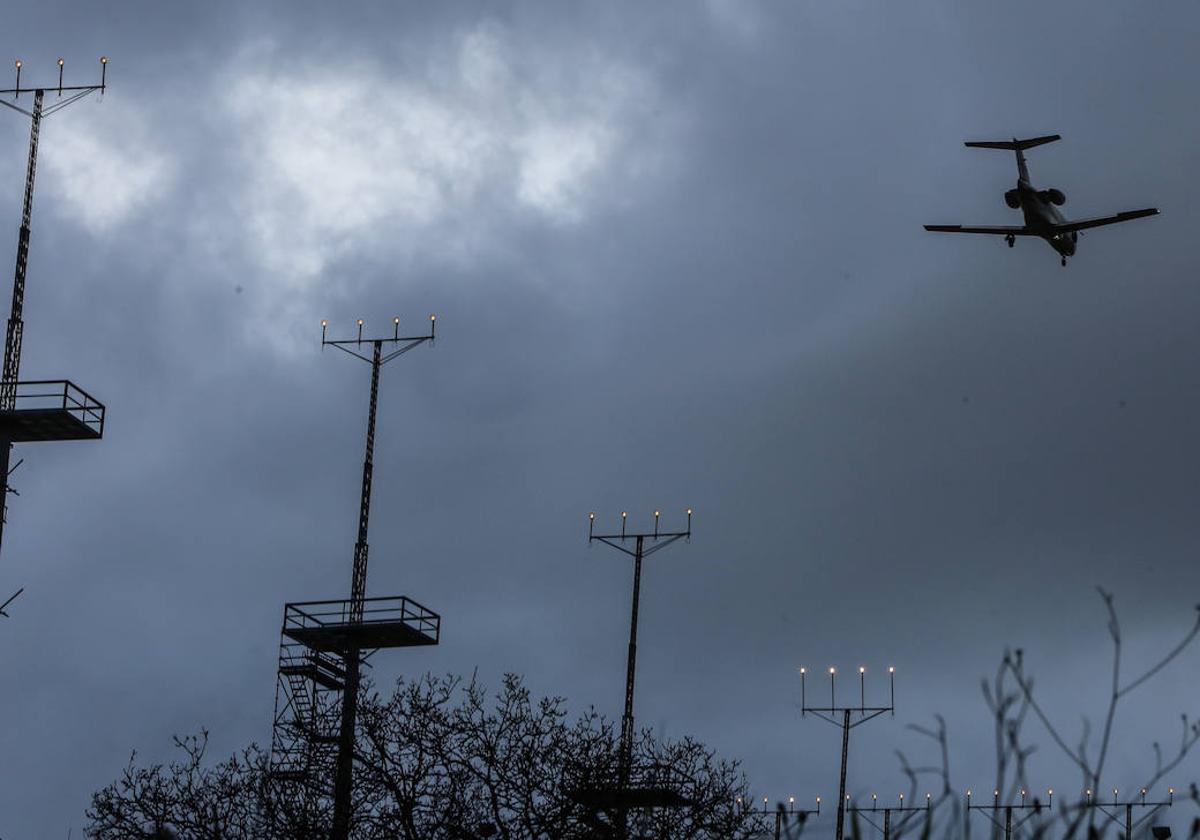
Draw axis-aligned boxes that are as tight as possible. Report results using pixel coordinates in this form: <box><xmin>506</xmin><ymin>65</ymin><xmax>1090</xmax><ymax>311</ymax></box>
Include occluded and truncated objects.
<box><xmin>268</xmin><ymin>316</ymin><xmax>440</xmax><ymax>840</ymax></box>
<box><xmin>569</xmin><ymin>510</ymin><xmax>694</xmax><ymax>837</ymax></box>
<box><xmin>0</xmin><ymin>58</ymin><xmax>108</xmax><ymax>571</ymax></box>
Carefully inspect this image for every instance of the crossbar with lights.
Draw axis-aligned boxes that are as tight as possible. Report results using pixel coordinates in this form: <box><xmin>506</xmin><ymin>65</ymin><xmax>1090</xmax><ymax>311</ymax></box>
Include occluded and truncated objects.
<box><xmin>320</xmin><ymin>315</ymin><xmax>435</xmax><ymax>364</ymax></box>
<box><xmin>738</xmin><ymin>794</ymin><xmax>822</xmax><ymax>838</ymax></box>
<box><xmin>1</xmin><ymin>57</ymin><xmax>108</xmax><ymax>117</ymax></box>
<box><xmin>849</xmin><ymin>792</ymin><xmax>933</xmax><ymax>840</ymax></box>
<box><xmin>1078</xmin><ymin>787</ymin><xmax>1174</xmax><ymax>840</ymax></box>
<box><xmin>965</xmin><ymin>787</ymin><xmax>1059</xmax><ymax>840</ymax></box>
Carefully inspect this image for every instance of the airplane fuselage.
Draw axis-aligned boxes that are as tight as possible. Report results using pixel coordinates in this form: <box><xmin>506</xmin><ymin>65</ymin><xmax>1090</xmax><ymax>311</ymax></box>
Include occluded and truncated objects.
<box><xmin>1013</xmin><ymin>177</ymin><xmax>1077</xmax><ymax>258</ymax></box>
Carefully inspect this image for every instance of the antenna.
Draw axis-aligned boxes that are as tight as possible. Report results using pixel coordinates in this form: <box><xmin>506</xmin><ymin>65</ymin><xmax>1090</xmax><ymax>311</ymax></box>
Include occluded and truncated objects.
<box><xmin>799</xmin><ymin>664</ymin><xmax>896</xmax><ymax>840</ymax></box>
<box><xmin>268</xmin><ymin>315</ymin><xmax>439</xmax><ymax>840</ymax></box>
<box><xmin>569</xmin><ymin>510</ymin><xmax>694</xmax><ymax>832</ymax></box>
<box><xmin>0</xmin><ymin>57</ymin><xmax>110</xmax><ymax>562</ymax></box>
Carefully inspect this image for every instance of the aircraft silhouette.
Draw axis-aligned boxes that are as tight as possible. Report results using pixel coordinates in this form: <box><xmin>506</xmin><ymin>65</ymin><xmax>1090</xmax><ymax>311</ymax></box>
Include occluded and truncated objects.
<box><xmin>924</xmin><ymin>135</ymin><xmax>1158</xmax><ymax>266</ymax></box>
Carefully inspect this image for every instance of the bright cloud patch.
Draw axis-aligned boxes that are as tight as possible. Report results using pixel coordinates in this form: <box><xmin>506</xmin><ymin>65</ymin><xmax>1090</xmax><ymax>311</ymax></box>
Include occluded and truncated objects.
<box><xmin>40</xmin><ymin>98</ymin><xmax>175</xmax><ymax>236</ymax></box>
<box><xmin>224</xmin><ymin>25</ymin><xmax>664</xmax><ymax>281</ymax></box>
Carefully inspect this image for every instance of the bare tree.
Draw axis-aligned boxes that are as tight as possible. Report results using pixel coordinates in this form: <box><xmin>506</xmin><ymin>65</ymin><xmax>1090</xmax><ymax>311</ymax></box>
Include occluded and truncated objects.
<box><xmin>895</xmin><ymin>591</ymin><xmax>1200</xmax><ymax>840</ymax></box>
<box><xmin>87</xmin><ymin>673</ymin><xmax>755</xmax><ymax>839</ymax></box>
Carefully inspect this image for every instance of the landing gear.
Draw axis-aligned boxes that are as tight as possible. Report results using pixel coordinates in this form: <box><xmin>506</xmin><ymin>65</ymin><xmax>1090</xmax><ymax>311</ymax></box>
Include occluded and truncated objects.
<box><xmin>1061</xmin><ymin>256</ymin><xmax>1067</xmax><ymax>267</ymax></box>
<box><xmin>1005</xmin><ymin>234</ymin><xmax>1015</xmax><ymax>248</ymax></box>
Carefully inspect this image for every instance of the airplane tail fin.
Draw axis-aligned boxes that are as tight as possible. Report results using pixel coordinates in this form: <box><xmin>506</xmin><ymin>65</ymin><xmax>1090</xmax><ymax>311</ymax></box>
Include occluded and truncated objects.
<box><xmin>964</xmin><ymin>135</ymin><xmax>1061</xmax><ymax>151</ymax></box>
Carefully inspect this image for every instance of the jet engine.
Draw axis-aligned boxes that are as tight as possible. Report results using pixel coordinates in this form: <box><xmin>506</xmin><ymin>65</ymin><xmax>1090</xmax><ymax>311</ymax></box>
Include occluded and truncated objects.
<box><xmin>1043</xmin><ymin>188</ymin><xmax>1066</xmax><ymax>205</ymax></box>
<box><xmin>1004</xmin><ymin>189</ymin><xmax>1021</xmax><ymax>209</ymax></box>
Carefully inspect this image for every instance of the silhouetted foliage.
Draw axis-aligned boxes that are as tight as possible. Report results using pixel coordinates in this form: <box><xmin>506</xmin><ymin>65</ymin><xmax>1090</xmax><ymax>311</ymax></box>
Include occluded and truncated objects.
<box><xmin>87</xmin><ymin>672</ymin><xmax>757</xmax><ymax>839</ymax></box>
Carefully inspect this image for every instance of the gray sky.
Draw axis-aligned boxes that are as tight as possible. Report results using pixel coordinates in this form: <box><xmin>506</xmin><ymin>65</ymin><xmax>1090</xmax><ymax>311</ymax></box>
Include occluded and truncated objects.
<box><xmin>1</xmin><ymin>2</ymin><xmax>1199</xmax><ymax>836</ymax></box>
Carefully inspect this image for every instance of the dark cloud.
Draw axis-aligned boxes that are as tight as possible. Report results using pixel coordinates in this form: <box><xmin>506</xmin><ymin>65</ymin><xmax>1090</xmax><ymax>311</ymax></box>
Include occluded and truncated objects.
<box><xmin>0</xmin><ymin>2</ymin><xmax>1198</xmax><ymax>835</ymax></box>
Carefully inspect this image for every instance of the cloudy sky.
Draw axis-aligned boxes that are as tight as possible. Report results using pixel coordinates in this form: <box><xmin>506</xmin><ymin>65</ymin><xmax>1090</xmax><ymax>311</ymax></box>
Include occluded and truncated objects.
<box><xmin>2</xmin><ymin>1</ymin><xmax>1199</xmax><ymax>835</ymax></box>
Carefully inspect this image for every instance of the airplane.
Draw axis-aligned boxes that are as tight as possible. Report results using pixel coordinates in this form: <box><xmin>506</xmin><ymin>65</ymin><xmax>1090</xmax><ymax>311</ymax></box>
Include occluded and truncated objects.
<box><xmin>924</xmin><ymin>135</ymin><xmax>1158</xmax><ymax>266</ymax></box>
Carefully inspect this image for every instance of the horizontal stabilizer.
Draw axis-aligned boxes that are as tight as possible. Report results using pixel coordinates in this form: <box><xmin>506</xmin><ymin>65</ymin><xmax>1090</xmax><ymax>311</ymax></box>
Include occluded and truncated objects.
<box><xmin>964</xmin><ymin>135</ymin><xmax>1061</xmax><ymax>151</ymax></box>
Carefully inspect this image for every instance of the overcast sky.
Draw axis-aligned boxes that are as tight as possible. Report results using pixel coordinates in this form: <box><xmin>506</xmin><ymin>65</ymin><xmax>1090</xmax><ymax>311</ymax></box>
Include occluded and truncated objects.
<box><xmin>2</xmin><ymin>2</ymin><xmax>1199</xmax><ymax>836</ymax></box>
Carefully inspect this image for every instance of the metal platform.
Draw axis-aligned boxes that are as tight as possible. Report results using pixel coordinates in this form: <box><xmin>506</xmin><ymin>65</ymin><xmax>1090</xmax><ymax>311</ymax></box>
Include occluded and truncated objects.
<box><xmin>569</xmin><ymin>784</ymin><xmax>692</xmax><ymax>810</ymax></box>
<box><xmin>0</xmin><ymin>380</ymin><xmax>104</xmax><ymax>441</ymax></box>
<box><xmin>281</xmin><ymin>596</ymin><xmax>440</xmax><ymax>653</ymax></box>
<box><xmin>567</xmin><ymin>763</ymin><xmax>695</xmax><ymax>811</ymax></box>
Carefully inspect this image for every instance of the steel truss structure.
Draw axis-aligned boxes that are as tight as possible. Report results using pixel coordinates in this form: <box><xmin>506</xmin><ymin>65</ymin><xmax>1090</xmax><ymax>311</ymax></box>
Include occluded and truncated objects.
<box><xmin>571</xmin><ymin>510</ymin><xmax>694</xmax><ymax>836</ymax></box>
<box><xmin>267</xmin><ymin>317</ymin><xmax>439</xmax><ymax>840</ymax></box>
<box><xmin>0</xmin><ymin>58</ymin><xmax>109</xmax><ymax>567</ymax></box>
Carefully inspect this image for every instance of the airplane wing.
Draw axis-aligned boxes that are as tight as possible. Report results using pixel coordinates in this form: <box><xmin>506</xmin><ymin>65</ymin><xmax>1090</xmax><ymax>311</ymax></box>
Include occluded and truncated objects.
<box><xmin>1054</xmin><ymin>208</ymin><xmax>1158</xmax><ymax>234</ymax></box>
<box><xmin>924</xmin><ymin>224</ymin><xmax>1036</xmax><ymax>235</ymax></box>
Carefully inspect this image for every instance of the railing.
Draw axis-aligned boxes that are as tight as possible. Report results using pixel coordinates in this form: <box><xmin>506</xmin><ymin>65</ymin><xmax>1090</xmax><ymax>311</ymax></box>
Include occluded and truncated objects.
<box><xmin>2</xmin><ymin>379</ymin><xmax>105</xmax><ymax>434</ymax></box>
<box><xmin>283</xmin><ymin>596</ymin><xmax>440</xmax><ymax>641</ymax></box>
